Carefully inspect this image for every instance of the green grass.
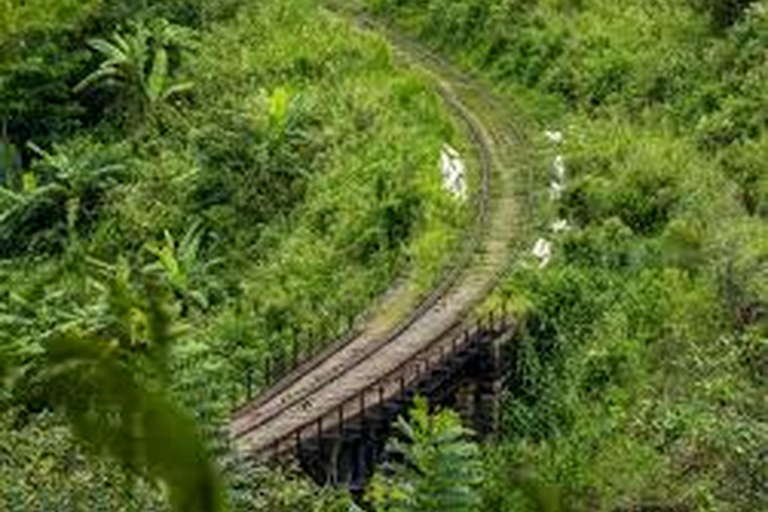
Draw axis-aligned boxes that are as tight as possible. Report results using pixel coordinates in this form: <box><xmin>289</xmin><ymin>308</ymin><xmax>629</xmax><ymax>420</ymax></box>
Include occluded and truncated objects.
<box><xmin>166</xmin><ymin>0</ymin><xmax>473</xmax><ymax>408</ymax></box>
<box><xmin>0</xmin><ymin>0</ymin><xmax>475</xmax><ymax>508</ymax></box>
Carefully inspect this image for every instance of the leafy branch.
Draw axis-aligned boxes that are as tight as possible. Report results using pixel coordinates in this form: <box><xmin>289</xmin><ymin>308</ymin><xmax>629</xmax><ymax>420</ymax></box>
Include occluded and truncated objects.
<box><xmin>1</xmin><ymin>258</ymin><xmax>226</xmax><ymax>512</ymax></box>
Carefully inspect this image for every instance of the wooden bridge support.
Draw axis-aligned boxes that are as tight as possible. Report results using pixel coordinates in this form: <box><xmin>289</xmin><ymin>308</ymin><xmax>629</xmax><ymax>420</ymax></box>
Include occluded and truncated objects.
<box><xmin>289</xmin><ymin>321</ymin><xmax>512</xmax><ymax>490</ymax></box>
<box><xmin>443</xmin><ymin>337</ymin><xmax>504</xmax><ymax>437</ymax></box>
<box><xmin>295</xmin><ymin>399</ymin><xmax>399</xmax><ymax>490</ymax></box>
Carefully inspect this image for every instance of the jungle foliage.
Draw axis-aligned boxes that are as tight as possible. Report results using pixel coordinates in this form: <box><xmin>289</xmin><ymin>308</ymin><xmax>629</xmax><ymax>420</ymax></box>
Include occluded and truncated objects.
<box><xmin>2</xmin><ymin>0</ymin><xmax>767</xmax><ymax>511</ymax></box>
<box><xmin>1</xmin><ymin>0</ymin><xmax>468</xmax><ymax>509</ymax></box>
<box><xmin>368</xmin><ymin>0</ymin><xmax>768</xmax><ymax>511</ymax></box>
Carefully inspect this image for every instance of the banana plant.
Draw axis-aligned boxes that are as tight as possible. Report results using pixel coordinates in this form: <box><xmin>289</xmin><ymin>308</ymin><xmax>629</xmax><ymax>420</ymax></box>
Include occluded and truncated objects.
<box><xmin>144</xmin><ymin>220</ymin><xmax>222</xmax><ymax>313</ymax></box>
<box><xmin>0</xmin><ymin>139</ymin><xmax>128</xmax><ymax>258</ymax></box>
<box><xmin>74</xmin><ymin>18</ymin><xmax>194</xmax><ymax>124</ymax></box>
<box><xmin>26</xmin><ymin>140</ymin><xmax>127</xmax><ymax>236</ymax></box>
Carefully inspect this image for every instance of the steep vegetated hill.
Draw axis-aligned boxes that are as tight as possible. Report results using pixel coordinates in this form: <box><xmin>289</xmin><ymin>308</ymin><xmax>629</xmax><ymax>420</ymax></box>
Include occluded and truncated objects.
<box><xmin>368</xmin><ymin>0</ymin><xmax>767</xmax><ymax>511</ymax></box>
<box><xmin>2</xmin><ymin>0</ymin><xmax>766</xmax><ymax>510</ymax></box>
<box><xmin>0</xmin><ymin>0</ymin><xmax>470</xmax><ymax>508</ymax></box>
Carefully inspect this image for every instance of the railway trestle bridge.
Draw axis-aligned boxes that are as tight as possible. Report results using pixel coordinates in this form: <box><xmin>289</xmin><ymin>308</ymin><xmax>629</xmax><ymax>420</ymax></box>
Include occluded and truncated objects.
<box><xmin>233</xmin><ymin>312</ymin><xmax>515</xmax><ymax>488</ymax></box>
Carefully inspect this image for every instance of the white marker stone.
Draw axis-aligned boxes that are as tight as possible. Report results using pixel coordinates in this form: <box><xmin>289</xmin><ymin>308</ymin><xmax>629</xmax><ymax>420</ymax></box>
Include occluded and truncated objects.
<box><xmin>553</xmin><ymin>155</ymin><xmax>566</xmax><ymax>182</ymax></box>
<box><xmin>551</xmin><ymin>219</ymin><xmax>569</xmax><ymax>233</ymax></box>
<box><xmin>550</xmin><ymin>180</ymin><xmax>565</xmax><ymax>200</ymax></box>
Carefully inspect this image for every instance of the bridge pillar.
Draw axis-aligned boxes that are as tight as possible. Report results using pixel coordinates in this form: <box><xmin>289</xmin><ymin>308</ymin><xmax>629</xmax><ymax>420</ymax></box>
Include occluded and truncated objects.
<box><xmin>435</xmin><ymin>331</ymin><xmax>505</xmax><ymax>438</ymax></box>
<box><xmin>293</xmin><ymin>321</ymin><xmax>512</xmax><ymax>490</ymax></box>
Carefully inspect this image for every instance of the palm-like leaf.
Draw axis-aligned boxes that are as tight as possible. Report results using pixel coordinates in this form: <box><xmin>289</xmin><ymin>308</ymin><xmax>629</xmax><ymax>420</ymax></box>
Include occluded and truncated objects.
<box><xmin>27</xmin><ymin>140</ymin><xmax>127</xmax><ymax>193</ymax></box>
<box><xmin>144</xmin><ymin>220</ymin><xmax>220</xmax><ymax>311</ymax></box>
<box><xmin>0</xmin><ymin>185</ymin><xmax>23</xmax><ymax>206</ymax></box>
<box><xmin>162</xmin><ymin>81</ymin><xmax>195</xmax><ymax>101</ymax></box>
<box><xmin>90</xmin><ymin>37</ymin><xmax>129</xmax><ymax>63</ymax></box>
<box><xmin>147</xmin><ymin>46</ymin><xmax>168</xmax><ymax>104</ymax></box>
<box><xmin>3</xmin><ymin>263</ymin><xmax>226</xmax><ymax>512</ymax></box>
<box><xmin>75</xmin><ymin>19</ymin><xmax>194</xmax><ymax>123</ymax></box>
<box><xmin>74</xmin><ymin>38</ymin><xmax>132</xmax><ymax>93</ymax></box>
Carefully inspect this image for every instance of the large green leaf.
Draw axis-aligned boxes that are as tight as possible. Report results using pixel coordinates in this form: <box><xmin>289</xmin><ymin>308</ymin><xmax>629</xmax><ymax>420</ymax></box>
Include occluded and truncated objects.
<box><xmin>4</xmin><ymin>265</ymin><xmax>226</xmax><ymax>512</ymax></box>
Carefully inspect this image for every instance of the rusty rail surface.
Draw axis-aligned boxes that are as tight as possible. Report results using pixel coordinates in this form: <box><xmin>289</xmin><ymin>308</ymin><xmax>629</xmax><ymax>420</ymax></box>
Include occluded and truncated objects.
<box><xmin>253</xmin><ymin>309</ymin><xmax>513</xmax><ymax>461</ymax></box>
<box><xmin>232</xmin><ymin>72</ymin><xmax>493</xmax><ymax>418</ymax></box>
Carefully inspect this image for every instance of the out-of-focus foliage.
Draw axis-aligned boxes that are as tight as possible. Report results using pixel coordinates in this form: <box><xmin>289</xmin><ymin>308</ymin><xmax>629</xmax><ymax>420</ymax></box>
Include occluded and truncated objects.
<box><xmin>1</xmin><ymin>259</ymin><xmax>225</xmax><ymax>512</ymax></box>
<box><xmin>0</xmin><ymin>412</ymin><xmax>168</xmax><ymax>511</ymax></box>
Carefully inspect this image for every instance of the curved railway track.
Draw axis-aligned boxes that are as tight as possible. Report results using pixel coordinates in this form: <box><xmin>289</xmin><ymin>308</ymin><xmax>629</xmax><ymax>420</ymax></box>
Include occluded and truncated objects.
<box><xmin>230</xmin><ymin>2</ymin><xmax>533</xmax><ymax>459</ymax></box>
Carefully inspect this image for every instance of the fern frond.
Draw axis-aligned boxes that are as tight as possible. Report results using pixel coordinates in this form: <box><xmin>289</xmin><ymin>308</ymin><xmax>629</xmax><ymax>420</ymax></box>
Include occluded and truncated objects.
<box><xmin>87</xmin><ymin>38</ymin><xmax>127</xmax><ymax>62</ymax></box>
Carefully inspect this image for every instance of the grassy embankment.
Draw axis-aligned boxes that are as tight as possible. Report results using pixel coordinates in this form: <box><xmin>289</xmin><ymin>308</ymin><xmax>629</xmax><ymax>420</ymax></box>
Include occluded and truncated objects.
<box><xmin>367</xmin><ymin>1</ymin><xmax>768</xmax><ymax>511</ymax></box>
<box><xmin>0</xmin><ymin>0</ymin><xmax>475</xmax><ymax>507</ymax></box>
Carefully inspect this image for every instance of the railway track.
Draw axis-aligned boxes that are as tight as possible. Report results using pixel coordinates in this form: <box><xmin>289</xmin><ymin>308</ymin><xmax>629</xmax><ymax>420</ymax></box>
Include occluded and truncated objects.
<box><xmin>230</xmin><ymin>1</ymin><xmax>533</xmax><ymax>459</ymax></box>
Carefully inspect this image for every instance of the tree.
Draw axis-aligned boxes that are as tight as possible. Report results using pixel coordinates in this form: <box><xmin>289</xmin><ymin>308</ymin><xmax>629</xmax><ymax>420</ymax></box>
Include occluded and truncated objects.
<box><xmin>367</xmin><ymin>398</ymin><xmax>483</xmax><ymax>512</ymax></box>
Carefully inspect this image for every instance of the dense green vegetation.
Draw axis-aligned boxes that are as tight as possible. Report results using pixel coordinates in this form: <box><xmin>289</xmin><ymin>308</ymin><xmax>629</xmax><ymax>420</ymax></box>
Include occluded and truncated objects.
<box><xmin>368</xmin><ymin>0</ymin><xmax>768</xmax><ymax>510</ymax></box>
<box><xmin>2</xmin><ymin>0</ymin><xmax>766</xmax><ymax>511</ymax></box>
<box><xmin>1</xmin><ymin>0</ymin><xmax>469</xmax><ymax>508</ymax></box>
<box><xmin>368</xmin><ymin>398</ymin><xmax>484</xmax><ymax>512</ymax></box>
